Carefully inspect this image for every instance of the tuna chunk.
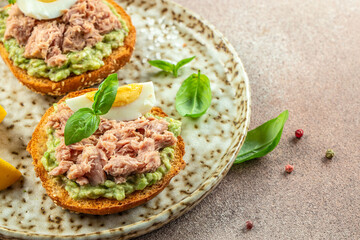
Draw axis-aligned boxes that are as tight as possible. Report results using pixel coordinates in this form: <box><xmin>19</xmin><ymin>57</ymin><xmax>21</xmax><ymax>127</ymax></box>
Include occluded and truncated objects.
<box><xmin>5</xmin><ymin>0</ymin><xmax>122</xmax><ymax>67</ymax></box>
<box><xmin>62</xmin><ymin>23</ymin><xmax>102</xmax><ymax>53</ymax></box>
<box><xmin>24</xmin><ymin>22</ymin><xmax>66</xmax><ymax>67</ymax></box>
<box><xmin>49</xmin><ymin>160</ymin><xmax>73</xmax><ymax>176</ymax></box>
<box><xmin>47</xmin><ymin>46</ymin><xmax>67</xmax><ymax>67</ymax></box>
<box><xmin>76</xmin><ymin>177</ymin><xmax>89</xmax><ymax>186</ymax></box>
<box><xmin>55</xmin><ymin>142</ymin><xmax>72</xmax><ymax>162</ymax></box>
<box><xmin>48</xmin><ymin>103</ymin><xmax>177</xmax><ymax>186</ymax></box>
<box><xmin>98</xmin><ymin>119</ymin><xmax>115</xmax><ymax>133</ymax></box>
<box><xmin>136</xmin><ymin>138</ymin><xmax>161</xmax><ymax>173</ymax></box>
<box><xmin>103</xmin><ymin>156</ymin><xmax>140</xmax><ymax>180</ymax></box>
<box><xmin>103</xmin><ymin>138</ymin><xmax>161</xmax><ymax>183</ymax></box>
<box><xmin>116</xmin><ymin>139</ymin><xmax>140</xmax><ymax>157</ymax></box>
<box><xmin>84</xmin><ymin>146</ymin><xmax>107</xmax><ymax>185</ymax></box>
<box><xmin>48</xmin><ymin>103</ymin><xmax>73</xmax><ymax>137</ymax></box>
<box><xmin>153</xmin><ymin>131</ymin><xmax>177</xmax><ymax>150</ymax></box>
<box><xmin>62</xmin><ymin>0</ymin><xmax>121</xmax><ymax>53</ymax></box>
<box><xmin>96</xmin><ymin>131</ymin><xmax>118</xmax><ymax>158</ymax></box>
<box><xmin>62</xmin><ymin>0</ymin><xmax>122</xmax><ymax>35</ymax></box>
<box><xmin>67</xmin><ymin>162</ymin><xmax>91</xmax><ymax>180</ymax></box>
<box><xmin>67</xmin><ymin>145</ymin><xmax>106</xmax><ymax>186</ymax></box>
<box><xmin>4</xmin><ymin>5</ymin><xmax>36</xmax><ymax>45</ymax></box>
<box><xmin>144</xmin><ymin>117</ymin><xmax>169</xmax><ymax>133</ymax></box>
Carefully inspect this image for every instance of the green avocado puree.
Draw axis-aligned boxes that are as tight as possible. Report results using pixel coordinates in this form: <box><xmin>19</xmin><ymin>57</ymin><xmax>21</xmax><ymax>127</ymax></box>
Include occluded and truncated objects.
<box><xmin>41</xmin><ymin>113</ymin><xmax>182</xmax><ymax>201</ymax></box>
<box><xmin>0</xmin><ymin>2</ymin><xmax>129</xmax><ymax>82</ymax></box>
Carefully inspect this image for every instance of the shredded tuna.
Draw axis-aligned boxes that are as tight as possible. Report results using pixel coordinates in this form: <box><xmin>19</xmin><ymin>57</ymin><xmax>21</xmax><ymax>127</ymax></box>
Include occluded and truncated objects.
<box><xmin>4</xmin><ymin>0</ymin><xmax>122</xmax><ymax>67</ymax></box>
<box><xmin>24</xmin><ymin>22</ymin><xmax>66</xmax><ymax>67</ymax></box>
<box><xmin>49</xmin><ymin>160</ymin><xmax>73</xmax><ymax>176</ymax></box>
<box><xmin>48</xmin><ymin>103</ymin><xmax>73</xmax><ymax>136</ymax></box>
<box><xmin>48</xmin><ymin>103</ymin><xmax>177</xmax><ymax>186</ymax></box>
<box><xmin>76</xmin><ymin>177</ymin><xmax>89</xmax><ymax>186</ymax></box>
<box><xmin>4</xmin><ymin>5</ymin><xmax>36</xmax><ymax>45</ymax></box>
<box><xmin>103</xmin><ymin>156</ymin><xmax>140</xmax><ymax>182</ymax></box>
<box><xmin>47</xmin><ymin>46</ymin><xmax>67</xmax><ymax>67</ymax></box>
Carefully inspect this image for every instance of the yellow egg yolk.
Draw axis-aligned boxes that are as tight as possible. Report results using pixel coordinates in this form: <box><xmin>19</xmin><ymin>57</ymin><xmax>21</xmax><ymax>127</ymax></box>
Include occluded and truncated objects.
<box><xmin>0</xmin><ymin>105</ymin><xmax>6</xmax><ymax>123</ymax></box>
<box><xmin>86</xmin><ymin>84</ymin><xmax>143</xmax><ymax>107</ymax></box>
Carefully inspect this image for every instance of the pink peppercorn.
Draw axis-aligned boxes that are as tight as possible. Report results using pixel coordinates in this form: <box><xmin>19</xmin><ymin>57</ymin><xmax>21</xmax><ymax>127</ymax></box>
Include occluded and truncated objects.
<box><xmin>295</xmin><ymin>129</ymin><xmax>304</xmax><ymax>139</ymax></box>
<box><xmin>285</xmin><ymin>164</ymin><xmax>294</xmax><ymax>173</ymax></box>
<box><xmin>246</xmin><ymin>221</ymin><xmax>253</xmax><ymax>230</ymax></box>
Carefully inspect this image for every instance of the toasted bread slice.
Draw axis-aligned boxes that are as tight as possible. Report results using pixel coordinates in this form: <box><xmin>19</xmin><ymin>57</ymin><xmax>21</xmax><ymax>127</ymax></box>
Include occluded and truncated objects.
<box><xmin>0</xmin><ymin>0</ymin><xmax>136</xmax><ymax>96</ymax></box>
<box><xmin>27</xmin><ymin>89</ymin><xmax>186</xmax><ymax>215</ymax></box>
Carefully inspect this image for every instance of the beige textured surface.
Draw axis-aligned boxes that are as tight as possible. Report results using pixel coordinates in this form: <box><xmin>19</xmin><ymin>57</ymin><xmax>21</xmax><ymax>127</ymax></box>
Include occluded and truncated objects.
<box><xmin>136</xmin><ymin>0</ymin><xmax>360</xmax><ymax>239</ymax></box>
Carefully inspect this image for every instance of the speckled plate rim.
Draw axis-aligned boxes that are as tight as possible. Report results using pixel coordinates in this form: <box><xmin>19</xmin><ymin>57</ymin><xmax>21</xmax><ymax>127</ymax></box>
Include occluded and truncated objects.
<box><xmin>0</xmin><ymin>0</ymin><xmax>251</xmax><ymax>239</ymax></box>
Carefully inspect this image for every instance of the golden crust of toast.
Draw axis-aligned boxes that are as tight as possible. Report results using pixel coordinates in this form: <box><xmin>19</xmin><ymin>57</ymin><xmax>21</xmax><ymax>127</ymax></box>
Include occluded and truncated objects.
<box><xmin>0</xmin><ymin>0</ymin><xmax>136</xmax><ymax>96</ymax></box>
<box><xmin>27</xmin><ymin>89</ymin><xmax>186</xmax><ymax>215</ymax></box>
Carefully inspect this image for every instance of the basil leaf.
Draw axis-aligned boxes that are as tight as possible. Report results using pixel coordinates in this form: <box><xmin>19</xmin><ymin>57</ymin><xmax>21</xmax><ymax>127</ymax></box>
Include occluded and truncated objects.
<box><xmin>8</xmin><ymin>0</ymin><xmax>16</xmax><ymax>4</ymax></box>
<box><xmin>64</xmin><ymin>108</ymin><xmax>100</xmax><ymax>146</ymax></box>
<box><xmin>234</xmin><ymin>110</ymin><xmax>289</xmax><ymax>164</ymax></box>
<box><xmin>92</xmin><ymin>73</ymin><xmax>119</xmax><ymax>115</ymax></box>
<box><xmin>176</xmin><ymin>70</ymin><xmax>212</xmax><ymax>118</ymax></box>
<box><xmin>64</xmin><ymin>74</ymin><xmax>118</xmax><ymax>145</ymax></box>
<box><xmin>174</xmin><ymin>56</ymin><xmax>196</xmax><ymax>77</ymax></box>
<box><xmin>148</xmin><ymin>60</ymin><xmax>174</xmax><ymax>73</ymax></box>
<box><xmin>149</xmin><ymin>56</ymin><xmax>196</xmax><ymax>77</ymax></box>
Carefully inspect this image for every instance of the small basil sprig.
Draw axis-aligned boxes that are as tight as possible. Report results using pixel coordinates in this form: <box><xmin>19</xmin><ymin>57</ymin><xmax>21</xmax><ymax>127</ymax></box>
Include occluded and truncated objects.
<box><xmin>175</xmin><ymin>70</ymin><xmax>212</xmax><ymax>118</ymax></box>
<box><xmin>64</xmin><ymin>73</ymin><xmax>118</xmax><ymax>145</ymax></box>
<box><xmin>8</xmin><ymin>0</ymin><xmax>16</xmax><ymax>4</ymax></box>
<box><xmin>234</xmin><ymin>110</ymin><xmax>289</xmax><ymax>164</ymax></box>
<box><xmin>148</xmin><ymin>56</ymin><xmax>196</xmax><ymax>77</ymax></box>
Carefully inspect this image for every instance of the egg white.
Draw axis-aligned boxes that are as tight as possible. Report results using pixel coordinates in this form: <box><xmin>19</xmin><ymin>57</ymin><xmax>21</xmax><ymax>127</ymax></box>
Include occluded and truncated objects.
<box><xmin>17</xmin><ymin>0</ymin><xmax>77</xmax><ymax>20</ymax></box>
<box><xmin>66</xmin><ymin>82</ymin><xmax>157</xmax><ymax>121</ymax></box>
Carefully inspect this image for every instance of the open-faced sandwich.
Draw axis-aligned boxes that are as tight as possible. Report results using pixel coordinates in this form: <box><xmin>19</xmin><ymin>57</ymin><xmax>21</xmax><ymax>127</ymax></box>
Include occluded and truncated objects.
<box><xmin>27</xmin><ymin>74</ymin><xmax>185</xmax><ymax>215</ymax></box>
<box><xmin>0</xmin><ymin>0</ymin><xmax>136</xmax><ymax>96</ymax></box>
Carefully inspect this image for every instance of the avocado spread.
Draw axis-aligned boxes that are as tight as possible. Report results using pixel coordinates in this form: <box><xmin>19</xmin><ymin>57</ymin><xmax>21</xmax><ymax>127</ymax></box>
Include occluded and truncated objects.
<box><xmin>41</xmin><ymin>113</ymin><xmax>181</xmax><ymax>201</ymax></box>
<box><xmin>0</xmin><ymin>3</ymin><xmax>128</xmax><ymax>82</ymax></box>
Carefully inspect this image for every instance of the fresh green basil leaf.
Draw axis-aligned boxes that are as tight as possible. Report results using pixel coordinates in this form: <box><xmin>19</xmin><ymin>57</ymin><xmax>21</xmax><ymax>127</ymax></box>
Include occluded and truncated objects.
<box><xmin>176</xmin><ymin>70</ymin><xmax>212</xmax><ymax>118</ymax></box>
<box><xmin>64</xmin><ymin>108</ymin><xmax>100</xmax><ymax>146</ymax></box>
<box><xmin>92</xmin><ymin>73</ymin><xmax>119</xmax><ymax>115</ymax></box>
<box><xmin>234</xmin><ymin>110</ymin><xmax>289</xmax><ymax>164</ymax></box>
<box><xmin>174</xmin><ymin>56</ymin><xmax>196</xmax><ymax>77</ymax></box>
<box><xmin>8</xmin><ymin>0</ymin><xmax>16</xmax><ymax>4</ymax></box>
<box><xmin>149</xmin><ymin>56</ymin><xmax>196</xmax><ymax>77</ymax></box>
<box><xmin>148</xmin><ymin>60</ymin><xmax>174</xmax><ymax>73</ymax></box>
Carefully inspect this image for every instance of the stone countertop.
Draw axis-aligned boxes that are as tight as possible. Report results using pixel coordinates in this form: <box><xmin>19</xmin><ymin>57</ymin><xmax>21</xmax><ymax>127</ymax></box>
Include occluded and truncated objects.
<box><xmin>137</xmin><ymin>0</ymin><xmax>360</xmax><ymax>239</ymax></box>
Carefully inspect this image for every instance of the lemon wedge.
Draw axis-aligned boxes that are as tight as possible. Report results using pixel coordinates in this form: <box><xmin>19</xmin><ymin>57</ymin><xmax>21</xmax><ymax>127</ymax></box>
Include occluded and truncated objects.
<box><xmin>0</xmin><ymin>104</ymin><xmax>6</xmax><ymax>123</ymax></box>
<box><xmin>0</xmin><ymin>158</ymin><xmax>22</xmax><ymax>191</ymax></box>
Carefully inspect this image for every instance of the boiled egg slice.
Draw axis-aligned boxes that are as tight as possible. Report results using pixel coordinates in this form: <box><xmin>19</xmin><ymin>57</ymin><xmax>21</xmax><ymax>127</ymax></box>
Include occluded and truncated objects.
<box><xmin>17</xmin><ymin>0</ymin><xmax>77</xmax><ymax>20</ymax></box>
<box><xmin>66</xmin><ymin>82</ymin><xmax>156</xmax><ymax>121</ymax></box>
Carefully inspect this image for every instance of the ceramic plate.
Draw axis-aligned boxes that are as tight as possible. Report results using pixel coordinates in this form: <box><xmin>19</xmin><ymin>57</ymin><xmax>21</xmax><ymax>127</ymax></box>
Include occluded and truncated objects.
<box><xmin>0</xmin><ymin>0</ymin><xmax>250</xmax><ymax>239</ymax></box>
